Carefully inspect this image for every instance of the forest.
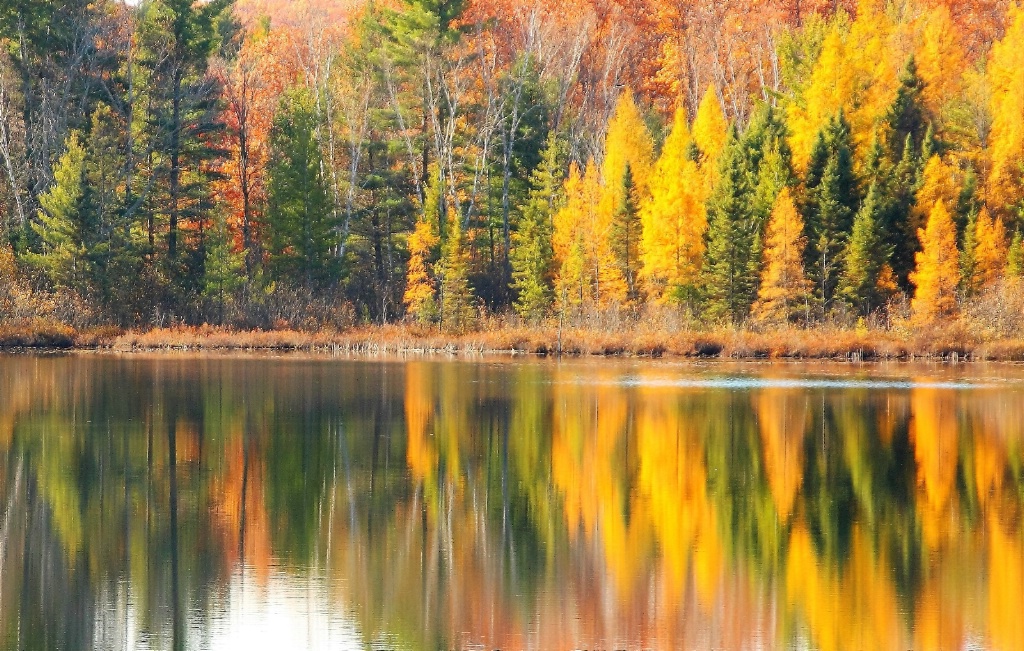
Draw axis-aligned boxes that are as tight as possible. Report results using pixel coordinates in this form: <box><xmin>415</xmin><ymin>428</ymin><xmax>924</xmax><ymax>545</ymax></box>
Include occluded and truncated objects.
<box><xmin>2</xmin><ymin>0</ymin><xmax>1024</xmax><ymax>342</ymax></box>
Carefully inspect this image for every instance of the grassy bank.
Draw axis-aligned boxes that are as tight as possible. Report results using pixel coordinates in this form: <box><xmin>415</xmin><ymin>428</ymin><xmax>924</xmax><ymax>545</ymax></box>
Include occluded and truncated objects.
<box><xmin>4</xmin><ymin>320</ymin><xmax>1024</xmax><ymax>361</ymax></box>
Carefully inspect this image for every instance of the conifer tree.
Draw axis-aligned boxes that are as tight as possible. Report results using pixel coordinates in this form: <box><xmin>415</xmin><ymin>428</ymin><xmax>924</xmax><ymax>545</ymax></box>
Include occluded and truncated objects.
<box><xmin>838</xmin><ymin>182</ymin><xmax>892</xmax><ymax>314</ymax></box>
<box><xmin>805</xmin><ymin>112</ymin><xmax>858</xmax><ymax>314</ymax></box>
<box><xmin>987</xmin><ymin>3</ymin><xmax>1024</xmax><ymax>214</ymax></box>
<box><xmin>27</xmin><ymin>132</ymin><xmax>87</xmax><ymax>289</ymax></box>
<box><xmin>610</xmin><ymin>164</ymin><xmax>643</xmax><ymax>305</ymax></box>
<box><xmin>883</xmin><ymin>57</ymin><xmax>928</xmax><ymax>161</ymax></box>
<box><xmin>1007</xmin><ymin>230</ymin><xmax>1024</xmax><ymax>278</ymax></box>
<box><xmin>974</xmin><ymin>209</ymin><xmax>1008</xmax><ymax>290</ymax></box>
<box><xmin>404</xmin><ymin>166</ymin><xmax>443</xmax><ymax>324</ymax></box>
<box><xmin>437</xmin><ymin>212</ymin><xmax>475</xmax><ymax>332</ymax></box>
<box><xmin>266</xmin><ymin>89</ymin><xmax>337</xmax><ymax>290</ymax></box>
<box><xmin>960</xmin><ymin>210</ymin><xmax>980</xmax><ymax>295</ymax></box>
<box><xmin>692</xmin><ymin>85</ymin><xmax>728</xmax><ymax>186</ymax></box>
<box><xmin>752</xmin><ymin>188</ymin><xmax>811</xmax><ymax>324</ymax></box>
<box><xmin>601</xmin><ymin>90</ymin><xmax>655</xmax><ymax>210</ymax></box>
<box><xmin>511</xmin><ymin>136</ymin><xmax>563</xmax><ymax>322</ymax></box>
<box><xmin>640</xmin><ymin>106</ymin><xmax>705</xmax><ymax>303</ymax></box>
<box><xmin>704</xmin><ymin>130</ymin><xmax>758</xmax><ymax>324</ymax></box>
<box><xmin>202</xmin><ymin>216</ymin><xmax>245</xmax><ymax>324</ymax></box>
<box><xmin>911</xmin><ymin>200</ymin><xmax>960</xmax><ymax>322</ymax></box>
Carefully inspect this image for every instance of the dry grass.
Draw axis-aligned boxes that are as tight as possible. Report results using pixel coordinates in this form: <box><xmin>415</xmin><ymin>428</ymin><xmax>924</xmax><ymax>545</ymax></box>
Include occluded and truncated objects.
<box><xmin>2</xmin><ymin>318</ymin><xmax>1023</xmax><ymax>361</ymax></box>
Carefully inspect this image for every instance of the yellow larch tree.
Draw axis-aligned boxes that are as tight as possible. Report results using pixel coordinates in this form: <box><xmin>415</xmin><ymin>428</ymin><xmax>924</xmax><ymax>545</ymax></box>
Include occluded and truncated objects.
<box><xmin>787</xmin><ymin>1</ymin><xmax>901</xmax><ymax>170</ymax></box>
<box><xmin>554</xmin><ymin>160</ymin><xmax>605</xmax><ymax>310</ymax></box>
<box><xmin>640</xmin><ymin>105</ymin><xmax>707</xmax><ymax>302</ymax></box>
<box><xmin>915</xmin><ymin>4</ymin><xmax>966</xmax><ymax>117</ymax></box>
<box><xmin>974</xmin><ymin>208</ymin><xmax>1008</xmax><ymax>289</ymax></box>
<box><xmin>913</xmin><ymin>154</ymin><xmax>961</xmax><ymax>240</ymax></box>
<box><xmin>910</xmin><ymin>200</ymin><xmax>960</xmax><ymax>323</ymax></box>
<box><xmin>753</xmin><ymin>188</ymin><xmax>812</xmax><ymax>324</ymax></box>
<box><xmin>987</xmin><ymin>3</ymin><xmax>1024</xmax><ymax>214</ymax></box>
<box><xmin>691</xmin><ymin>85</ymin><xmax>728</xmax><ymax>185</ymax></box>
<box><xmin>599</xmin><ymin>90</ymin><xmax>654</xmax><ymax>306</ymax></box>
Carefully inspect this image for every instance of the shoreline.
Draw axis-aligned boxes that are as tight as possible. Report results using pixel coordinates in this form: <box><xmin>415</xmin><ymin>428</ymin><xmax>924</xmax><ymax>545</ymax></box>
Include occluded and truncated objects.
<box><xmin>2</xmin><ymin>323</ymin><xmax>1023</xmax><ymax>362</ymax></box>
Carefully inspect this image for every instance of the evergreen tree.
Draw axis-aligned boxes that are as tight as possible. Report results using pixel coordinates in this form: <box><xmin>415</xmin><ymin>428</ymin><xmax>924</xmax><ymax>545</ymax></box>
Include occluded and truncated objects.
<box><xmin>805</xmin><ymin>112</ymin><xmax>858</xmax><ymax>315</ymax></box>
<box><xmin>704</xmin><ymin>130</ymin><xmax>758</xmax><ymax>324</ymax></box>
<box><xmin>752</xmin><ymin>188</ymin><xmax>811</xmax><ymax>324</ymax></box>
<box><xmin>1008</xmin><ymin>230</ymin><xmax>1024</xmax><ymax>278</ymax></box>
<box><xmin>883</xmin><ymin>57</ymin><xmax>929</xmax><ymax>161</ymax></box>
<box><xmin>510</xmin><ymin>135</ymin><xmax>563</xmax><ymax>322</ymax></box>
<box><xmin>610</xmin><ymin>164</ymin><xmax>643</xmax><ymax>305</ymax></box>
<box><xmin>838</xmin><ymin>182</ymin><xmax>892</xmax><ymax>314</ymax></box>
<box><xmin>27</xmin><ymin>132</ymin><xmax>87</xmax><ymax>289</ymax></box>
<box><xmin>404</xmin><ymin>163</ymin><xmax>443</xmax><ymax>324</ymax></box>
<box><xmin>911</xmin><ymin>200</ymin><xmax>960</xmax><ymax>323</ymax></box>
<box><xmin>137</xmin><ymin>0</ymin><xmax>232</xmax><ymax>301</ymax></box>
<box><xmin>974</xmin><ymin>209</ymin><xmax>1008</xmax><ymax>289</ymax></box>
<box><xmin>437</xmin><ymin>212</ymin><xmax>475</xmax><ymax>331</ymax></box>
<box><xmin>266</xmin><ymin>89</ymin><xmax>338</xmax><ymax>290</ymax></box>
<box><xmin>202</xmin><ymin>216</ymin><xmax>245</xmax><ymax>324</ymax></box>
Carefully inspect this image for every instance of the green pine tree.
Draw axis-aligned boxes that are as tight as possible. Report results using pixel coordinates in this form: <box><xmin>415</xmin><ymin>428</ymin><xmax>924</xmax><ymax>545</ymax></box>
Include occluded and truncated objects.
<box><xmin>202</xmin><ymin>216</ymin><xmax>245</xmax><ymax>324</ymax></box>
<box><xmin>838</xmin><ymin>182</ymin><xmax>892</xmax><ymax>314</ymax></box>
<box><xmin>704</xmin><ymin>130</ymin><xmax>759</xmax><ymax>324</ymax></box>
<box><xmin>1007</xmin><ymin>230</ymin><xmax>1024</xmax><ymax>278</ymax></box>
<box><xmin>437</xmin><ymin>213</ymin><xmax>475</xmax><ymax>331</ymax></box>
<box><xmin>266</xmin><ymin>88</ymin><xmax>338</xmax><ymax>290</ymax></box>
<box><xmin>805</xmin><ymin>112</ymin><xmax>858</xmax><ymax>315</ymax></box>
<box><xmin>511</xmin><ymin>135</ymin><xmax>563</xmax><ymax>322</ymax></box>
<box><xmin>610</xmin><ymin>163</ymin><xmax>643</xmax><ymax>305</ymax></box>
<box><xmin>27</xmin><ymin>132</ymin><xmax>87</xmax><ymax>289</ymax></box>
<box><xmin>960</xmin><ymin>210</ymin><xmax>980</xmax><ymax>295</ymax></box>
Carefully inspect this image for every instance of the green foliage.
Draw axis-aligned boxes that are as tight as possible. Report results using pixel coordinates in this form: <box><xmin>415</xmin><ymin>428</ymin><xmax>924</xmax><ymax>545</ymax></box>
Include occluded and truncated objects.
<box><xmin>203</xmin><ymin>217</ymin><xmax>245</xmax><ymax>324</ymax></box>
<box><xmin>610</xmin><ymin>164</ymin><xmax>642</xmax><ymax>304</ymax></box>
<box><xmin>437</xmin><ymin>214</ymin><xmax>475</xmax><ymax>331</ymax></box>
<box><xmin>266</xmin><ymin>88</ymin><xmax>338</xmax><ymax>290</ymax></box>
<box><xmin>26</xmin><ymin>132</ymin><xmax>87</xmax><ymax>289</ymax></box>
<box><xmin>1008</xmin><ymin>230</ymin><xmax>1024</xmax><ymax>278</ymax></box>
<box><xmin>704</xmin><ymin>130</ymin><xmax>759</xmax><ymax>324</ymax></box>
<box><xmin>838</xmin><ymin>182</ymin><xmax>892</xmax><ymax>314</ymax></box>
<box><xmin>804</xmin><ymin>111</ymin><xmax>858</xmax><ymax>313</ymax></box>
<box><xmin>511</xmin><ymin>136</ymin><xmax>563</xmax><ymax>322</ymax></box>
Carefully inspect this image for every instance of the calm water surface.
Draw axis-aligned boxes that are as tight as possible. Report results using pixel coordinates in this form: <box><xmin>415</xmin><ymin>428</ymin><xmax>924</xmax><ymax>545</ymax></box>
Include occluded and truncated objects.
<box><xmin>1</xmin><ymin>354</ymin><xmax>1023</xmax><ymax>650</ymax></box>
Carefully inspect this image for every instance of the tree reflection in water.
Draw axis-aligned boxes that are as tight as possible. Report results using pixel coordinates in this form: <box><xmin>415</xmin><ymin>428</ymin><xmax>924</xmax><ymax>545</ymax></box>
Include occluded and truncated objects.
<box><xmin>0</xmin><ymin>356</ymin><xmax>1022</xmax><ymax>650</ymax></box>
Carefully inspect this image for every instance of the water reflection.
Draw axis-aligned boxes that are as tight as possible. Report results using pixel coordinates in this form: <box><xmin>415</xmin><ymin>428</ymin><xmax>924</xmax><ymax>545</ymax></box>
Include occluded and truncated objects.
<box><xmin>1</xmin><ymin>355</ymin><xmax>1023</xmax><ymax>650</ymax></box>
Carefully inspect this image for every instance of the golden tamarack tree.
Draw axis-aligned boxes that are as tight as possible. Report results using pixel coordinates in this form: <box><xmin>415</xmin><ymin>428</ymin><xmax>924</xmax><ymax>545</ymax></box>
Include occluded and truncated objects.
<box><xmin>911</xmin><ymin>201</ymin><xmax>960</xmax><ymax>323</ymax></box>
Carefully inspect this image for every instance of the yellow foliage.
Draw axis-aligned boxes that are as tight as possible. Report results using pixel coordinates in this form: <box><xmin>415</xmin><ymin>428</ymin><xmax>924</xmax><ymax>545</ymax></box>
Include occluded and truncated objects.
<box><xmin>640</xmin><ymin>106</ymin><xmax>707</xmax><ymax>301</ymax></box>
<box><xmin>754</xmin><ymin>389</ymin><xmax>807</xmax><ymax>521</ymax></box>
<box><xmin>987</xmin><ymin>3</ymin><xmax>1024</xmax><ymax>212</ymax></box>
<box><xmin>752</xmin><ymin>188</ymin><xmax>811</xmax><ymax>324</ymax></box>
<box><xmin>601</xmin><ymin>89</ymin><xmax>655</xmax><ymax>204</ymax></box>
<box><xmin>403</xmin><ymin>215</ymin><xmax>439</xmax><ymax>322</ymax></box>
<box><xmin>787</xmin><ymin>6</ymin><xmax>901</xmax><ymax>170</ymax></box>
<box><xmin>974</xmin><ymin>208</ymin><xmax>1008</xmax><ymax>289</ymax></box>
<box><xmin>910</xmin><ymin>200</ymin><xmax>960</xmax><ymax>322</ymax></box>
<box><xmin>914</xmin><ymin>155</ymin><xmax>960</xmax><ymax>237</ymax></box>
<box><xmin>915</xmin><ymin>4</ymin><xmax>966</xmax><ymax>116</ymax></box>
<box><xmin>691</xmin><ymin>85</ymin><xmax>727</xmax><ymax>184</ymax></box>
<box><xmin>909</xmin><ymin>386</ymin><xmax>959</xmax><ymax>550</ymax></box>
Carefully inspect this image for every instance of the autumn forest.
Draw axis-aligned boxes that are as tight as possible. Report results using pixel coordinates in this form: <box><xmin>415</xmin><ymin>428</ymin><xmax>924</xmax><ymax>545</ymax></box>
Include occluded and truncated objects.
<box><xmin>3</xmin><ymin>0</ymin><xmax>1024</xmax><ymax>340</ymax></box>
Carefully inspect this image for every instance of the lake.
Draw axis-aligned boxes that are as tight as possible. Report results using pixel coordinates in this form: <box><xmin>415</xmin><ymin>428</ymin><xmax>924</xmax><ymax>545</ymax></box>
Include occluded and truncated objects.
<box><xmin>1</xmin><ymin>354</ymin><xmax>1022</xmax><ymax>650</ymax></box>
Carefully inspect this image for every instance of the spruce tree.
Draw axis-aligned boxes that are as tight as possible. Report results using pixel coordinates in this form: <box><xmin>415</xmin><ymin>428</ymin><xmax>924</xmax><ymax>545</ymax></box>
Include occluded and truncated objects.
<box><xmin>202</xmin><ymin>216</ymin><xmax>245</xmax><ymax>324</ymax></box>
<box><xmin>266</xmin><ymin>88</ymin><xmax>338</xmax><ymax>290</ymax></box>
<box><xmin>510</xmin><ymin>135</ymin><xmax>563</xmax><ymax>322</ymax></box>
<box><xmin>437</xmin><ymin>213</ymin><xmax>475</xmax><ymax>331</ymax></box>
<box><xmin>703</xmin><ymin>130</ymin><xmax>758</xmax><ymax>324</ymax></box>
<box><xmin>805</xmin><ymin>112</ymin><xmax>858</xmax><ymax>315</ymax></box>
<box><xmin>883</xmin><ymin>57</ymin><xmax>928</xmax><ymax>160</ymax></box>
<box><xmin>1008</xmin><ymin>230</ymin><xmax>1024</xmax><ymax>278</ymax></box>
<box><xmin>838</xmin><ymin>182</ymin><xmax>892</xmax><ymax>314</ymax></box>
<box><xmin>610</xmin><ymin>164</ymin><xmax>643</xmax><ymax>305</ymax></box>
